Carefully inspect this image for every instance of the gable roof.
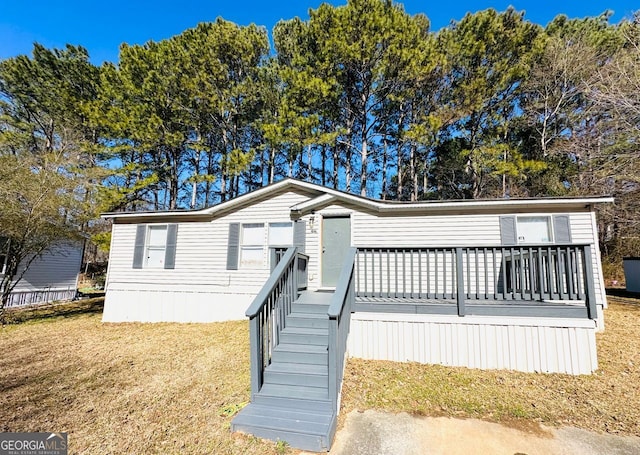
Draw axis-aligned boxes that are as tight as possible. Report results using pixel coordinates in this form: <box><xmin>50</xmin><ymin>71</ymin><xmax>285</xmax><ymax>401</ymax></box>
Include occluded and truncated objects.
<box><xmin>102</xmin><ymin>178</ymin><xmax>614</xmax><ymax>221</ymax></box>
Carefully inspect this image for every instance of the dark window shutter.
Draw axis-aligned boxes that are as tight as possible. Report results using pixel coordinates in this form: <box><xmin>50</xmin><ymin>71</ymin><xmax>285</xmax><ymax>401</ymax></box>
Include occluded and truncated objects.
<box><xmin>294</xmin><ymin>220</ymin><xmax>306</xmax><ymax>253</ymax></box>
<box><xmin>499</xmin><ymin>216</ymin><xmax>517</xmax><ymax>245</ymax></box>
<box><xmin>164</xmin><ymin>224</ymin><xmax>178</xmax><ymax>269</ymax></box>
<box><xmin>553</xmin><ymin>215</ymin><xmax>572</xmax><ymax>244</ymax></box>
<box><xmin>226</xmin><ymin>223</ymin><xmax>240</xmax><ymax>270</ymax></box>
<box><xmin>132</xmin><ymin>224</ymin><xmax>146</xmax><ymax>269</ymax></box>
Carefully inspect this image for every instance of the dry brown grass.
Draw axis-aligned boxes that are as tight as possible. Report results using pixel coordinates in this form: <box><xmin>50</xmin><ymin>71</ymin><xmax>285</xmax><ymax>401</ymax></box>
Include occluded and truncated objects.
<box><xmin>2</xmin><ymin>296</ymin><xmax>639</xmax><ymax>454</ymax></box>
<box><xmin>0</xmin><ymin>299</ymin><xmax>291</xmax><ymax>454</ymax></box>
<box><xmin>341</xmin><ymin>296</ymin><xmax>640</xmax><ymax>437</ymax></box>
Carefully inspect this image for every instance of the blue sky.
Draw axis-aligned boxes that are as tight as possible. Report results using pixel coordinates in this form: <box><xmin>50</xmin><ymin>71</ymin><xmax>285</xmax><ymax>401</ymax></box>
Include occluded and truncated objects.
<box><xmin>1</xmin><ymin>1</ymin><xmax>637</xmax><ymax>64</ymax></box>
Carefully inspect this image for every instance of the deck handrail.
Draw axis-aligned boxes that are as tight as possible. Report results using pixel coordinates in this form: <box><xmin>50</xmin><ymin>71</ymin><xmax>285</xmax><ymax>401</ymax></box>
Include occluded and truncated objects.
<box><xmin>328</xmin><ymin>247</ymin><xmax>357</xmax><ymax>413</ymax></box>
<box><xmin>355</xmin><ymin>244</ymin><xmax>597</xmax><ymax>319</ymax></box>
<box><xmin>246</xmin><ymin>247</ymin><xmax>309</xmax><ymax>398</ymax></box>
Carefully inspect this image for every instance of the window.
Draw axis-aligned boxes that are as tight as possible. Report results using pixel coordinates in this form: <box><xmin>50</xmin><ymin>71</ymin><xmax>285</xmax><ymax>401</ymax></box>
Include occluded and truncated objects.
<box><xmin>236</xmin><ymin>222</ymin><xmax>294</xmax><ymax>269</ymax></box>
<box><xmin>146</xmin><ymin>225</ymin><xmax>168</xmax><ymax>268</ymax></box>
<box><xmin>240</xmin><ymin>223</ymin><xmax>265</xmax><ymax>268</ymax></box>
<box><xmin>517</xmin><ymin>216</ymin><xmax>552</xmax><ymax>244</ymax></box>
<box><xmin>269</xmin><ymin>222</ymin><xmax>293</xmax><ymax>246</ymax></box>
<box><xmin>132</xmin><ymin>224</ymin><xmax>177</xmax><ymax>269</ymax></box>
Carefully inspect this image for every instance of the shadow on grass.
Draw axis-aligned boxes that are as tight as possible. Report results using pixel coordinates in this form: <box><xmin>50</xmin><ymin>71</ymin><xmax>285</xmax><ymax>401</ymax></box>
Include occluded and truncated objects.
<box><xmin>4</xmin><ymin>296</ymin><xmax>105</xmax><ymax>325</ymax></box>
<box><xmin>606</xmin><ymin>288</ymin><xmax>640</xmax><ymax>302</ymax></box>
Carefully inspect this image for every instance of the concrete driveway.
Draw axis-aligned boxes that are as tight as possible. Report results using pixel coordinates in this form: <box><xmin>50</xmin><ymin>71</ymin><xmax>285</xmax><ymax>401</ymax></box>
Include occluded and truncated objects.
<box><xmin>323</xmin><ymin>410</ymin><xmax>640</xmax><ymax>455</ymax></box>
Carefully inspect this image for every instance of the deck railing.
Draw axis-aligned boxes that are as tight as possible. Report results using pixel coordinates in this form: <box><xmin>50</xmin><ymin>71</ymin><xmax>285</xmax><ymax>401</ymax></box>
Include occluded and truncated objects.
<box><xmin>246</xmin><ymin>247</ymin><xmax>309</xmax><ymax>397</ymax></box>
<box><xmin>327</xmin><ymin>247</ymin><xmax>357</xmax><ymax>413</ymax></box>
<box><xmin>355</xmin><ymin>244</ymin><xmax>597</xmax><ymax>319</ymax></box>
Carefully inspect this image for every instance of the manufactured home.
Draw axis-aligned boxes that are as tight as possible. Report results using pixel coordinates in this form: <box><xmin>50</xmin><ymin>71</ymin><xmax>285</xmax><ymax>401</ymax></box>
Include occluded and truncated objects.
<box><xmin>102</xmin><ymin>179</ymin><xmax>612</xmax><ymax>451</ymax></box>
<box><xmin>2</xmin><ymin>242</ymin><xmax>83</xmax><ymax>307</ymax></box>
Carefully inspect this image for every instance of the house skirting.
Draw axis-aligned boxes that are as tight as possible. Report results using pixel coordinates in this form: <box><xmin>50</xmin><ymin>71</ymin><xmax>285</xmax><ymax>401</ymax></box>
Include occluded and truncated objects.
<box><xmin>347</xmin><ymin>312</ymin><xmax>598</xmax><ymax>375</ymax></box>
<box><xmin>102</xmin><ymin>288</ymin><xmax>253</xmax><ymax>323</ymax></box>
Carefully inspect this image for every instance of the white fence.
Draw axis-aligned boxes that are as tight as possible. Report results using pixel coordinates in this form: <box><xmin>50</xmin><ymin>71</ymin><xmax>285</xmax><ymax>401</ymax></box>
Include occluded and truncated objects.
<box><xmin>5</xmin><ymin>287</ymin><xmax>77</xmax><ymax>308</ymax></box>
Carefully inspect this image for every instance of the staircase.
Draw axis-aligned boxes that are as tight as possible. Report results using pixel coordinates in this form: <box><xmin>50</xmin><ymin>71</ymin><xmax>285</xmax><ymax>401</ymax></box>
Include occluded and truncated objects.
<box><xmin>231</xmin><ymin>291</ymin><xmax>337</xmax><ymax>452</ymax></box>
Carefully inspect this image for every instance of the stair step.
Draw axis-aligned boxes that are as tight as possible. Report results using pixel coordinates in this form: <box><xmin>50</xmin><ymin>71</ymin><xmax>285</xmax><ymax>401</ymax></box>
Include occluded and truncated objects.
<box><xmin>232</xmin><ymin>404</ymin><xmax>335</xmax><ymax>452</ymax></box>
<box><xmin>296</xmin><ymin>291</ymin><xmax>334</xmax><ymax>306</ymax></box>
<box><xmin>259</xmin><ymin>383</ymin><xmax>329</xmax><ymax>401</ymax></box>
<box><xmin>251</xmin><ymin>394</ymin><xmax>333</xmax><ymax>412</ymax></box>
<box><xmin>280</xmin><ymin>326</ymin><xmax>328</xmax><ymax>345</ymax></box>
<box><xmin>272</xmin><ymin>343</ymin><xmax>328</xmax><ymax>365</ymax></box>
<box><xmin>264</xmin><ymin>361</ymin><xmax>328</xmax><ymax>387</ymax></box>
<box><xmin>292</xmin><ymin>303</ymin><xmax>330</xmax><ymax>314</ymax></box>
<box><xmin>286</xmin><ymin>312</ymin><xmax>329</xmax><ymax>329</ymax></box>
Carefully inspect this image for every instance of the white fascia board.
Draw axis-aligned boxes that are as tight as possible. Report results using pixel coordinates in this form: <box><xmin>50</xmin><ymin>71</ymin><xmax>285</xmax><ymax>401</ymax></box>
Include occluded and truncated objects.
<box><xmin>101</xmin><ymin>209</ymin><xmax>208</xmax><ymax>220</ymax></box>
<box><xmin>290</xmin><ymin>194</ymin><xmax>337</xmax><ymax>215</ymax></box>
<box><xmin>376</xmin><ymin>196</ymin><xmax>615</xmax><ymax>213</ymax></box>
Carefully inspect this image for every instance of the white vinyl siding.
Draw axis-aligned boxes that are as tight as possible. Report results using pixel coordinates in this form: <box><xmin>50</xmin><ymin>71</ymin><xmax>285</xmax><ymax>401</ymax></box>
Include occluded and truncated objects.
<box><xmin>105</xmin><ymin>190</ymin><xmax>311</xmax><ymax>295</ymax></box>
<box><xmin>11</xmin><ymin>242</ymin><xmax>82</xmax><ymax>296</ymax></box>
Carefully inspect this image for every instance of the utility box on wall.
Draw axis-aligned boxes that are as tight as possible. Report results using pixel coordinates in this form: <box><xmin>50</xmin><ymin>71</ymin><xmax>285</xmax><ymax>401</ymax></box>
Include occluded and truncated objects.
<box><xmin>623</xmin><ymin>258</ymin><xmax>640</xmax><ymax>293</ymax></box>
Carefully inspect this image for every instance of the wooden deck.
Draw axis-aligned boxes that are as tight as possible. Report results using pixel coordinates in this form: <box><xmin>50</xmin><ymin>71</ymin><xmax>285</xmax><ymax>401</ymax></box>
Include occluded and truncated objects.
<box><xmin>354</xmin><ymin>295</ymin><xmax>590</xmax><ymax>318</ymax></box>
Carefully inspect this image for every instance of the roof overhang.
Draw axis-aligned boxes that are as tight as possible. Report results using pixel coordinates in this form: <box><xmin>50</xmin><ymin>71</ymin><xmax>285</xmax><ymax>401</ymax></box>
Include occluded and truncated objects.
<box><xmin>102</xmin><ymin>178</ymin><xmax>614</xmax><ymax>222</ymax></box>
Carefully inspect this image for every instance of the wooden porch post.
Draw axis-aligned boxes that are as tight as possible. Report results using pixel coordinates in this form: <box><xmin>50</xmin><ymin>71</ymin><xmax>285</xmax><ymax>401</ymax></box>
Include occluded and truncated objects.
<box><xmin>455</xmin><ymin>248</ymin><xmax>465</xmax><ymax>316</ymax></box>
<box><xmin>583</xmin><ymin>245</ymin><xmax>597</xmax><ymax>320</ymax></box>
<box><xmin>249</xmin><ymin>316</ymin><xmax>261</xmax><ymax>399</ymax></box>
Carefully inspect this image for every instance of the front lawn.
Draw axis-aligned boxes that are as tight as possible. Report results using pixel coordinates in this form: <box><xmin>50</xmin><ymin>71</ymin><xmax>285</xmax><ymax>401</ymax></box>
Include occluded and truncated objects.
<box><xmin>1</xmin><ymin>295</ymin><xmax>638</xmax><ymax>454</ymax></box>
<box><xmin>341</xmin><ymin>296</ymin><xmax>640</xmax><ymax>436</ymax></box>
<box><xmin>0</xmin><ymin>299</ymin><xmax>277</xmax><ymax>454</ymax></box>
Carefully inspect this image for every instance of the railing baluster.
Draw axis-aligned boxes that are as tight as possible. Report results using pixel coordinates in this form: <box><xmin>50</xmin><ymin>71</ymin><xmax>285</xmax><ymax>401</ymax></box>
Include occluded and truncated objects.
<box><xmin>418</xmin><ymin>249</ymin><xmax>422</xmax><ymax>299</ymax></box>
<box><xmin>378</xmin><ymin>249</ymin><xmax>383</xmax><ymax>298</ymax></box>
<box><xmin>410</xmin><ymin>249</ymin><xmax>414</xmax><ymax>299</ymax></box>
<box><xmin>427</xmin><ymin>249</ymin><xmax>431</xmax><ymax>298</ymax></box>
<box><xmin>443</xmin><ymin>249</ymin><xmax>448</xmax><ymax>299</ymax></box>
<box><xmin>566</xmin><ymin>247</ymin><xmax>575</xmax><ymax>299</ymax></box>
<box><xmin>435</xmin><ymin>249</ymin><xmax>439</xmax><ymax>299</ymax></box>
<box><xmin>394</xmin><ymin>249</ymin><xmax>398</xmax><ymax>299</ymax></box>
<box><xmin>474</xmin><ymin>247</ymin><xmax>479</xmax><ymax>300</ymax></box>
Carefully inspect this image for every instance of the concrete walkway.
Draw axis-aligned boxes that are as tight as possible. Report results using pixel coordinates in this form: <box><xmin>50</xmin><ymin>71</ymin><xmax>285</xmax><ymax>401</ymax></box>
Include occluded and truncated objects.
<box><xmin>323</xmin><ymin>410</ymin><xmax>640</xmax><ymax>455</ymax></box>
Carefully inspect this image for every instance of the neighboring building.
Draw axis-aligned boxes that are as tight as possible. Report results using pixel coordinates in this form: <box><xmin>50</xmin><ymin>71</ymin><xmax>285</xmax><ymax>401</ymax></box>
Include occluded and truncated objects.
<box><xmin>623</xmin><ymin>257</ymin><xmax>640</xmax><ymax>293</ymax></box>
<box><xmin>102</xmin><ymin>178</ymin><xmax>612</xmax><ymax>451</ymax></box>
<box><xmin>2</xmin><ymin>242</ymin><xmax>83</xmax><ymax>307</ymax></box>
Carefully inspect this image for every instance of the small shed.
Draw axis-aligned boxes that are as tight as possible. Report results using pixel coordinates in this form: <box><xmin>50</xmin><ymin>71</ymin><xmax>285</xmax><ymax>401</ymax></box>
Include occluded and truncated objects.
<box><xmin>623</xmin><ymin>257</ymin><xmax>640</xmax><ymax>293</ymax></box>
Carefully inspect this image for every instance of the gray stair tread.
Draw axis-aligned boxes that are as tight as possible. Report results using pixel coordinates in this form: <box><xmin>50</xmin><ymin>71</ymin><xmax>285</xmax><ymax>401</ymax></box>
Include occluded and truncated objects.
<box><xmin>266</xmin><ymin>361</ymin><xmax>328</xmax><ymax>376</ymax></box>
<box><xmin>235</xmin><ymin>403</ymin><xmax>333</xmax><ymax>426</ymax></box>
<box><xmin>281</xmin><ymin>326</ymin><xmax>328</xmax><ymax>335</ymax></box>
<box><xmin>296</xmin><ymin>291</ymin><xmax>334</xmax><ymax>305</ymax></box>
<box><xmin>292</xmin><ymin>303</ymin><xmax>330</xmax><ymax>313</ymax></box>
<box><xmin>252</xmin><ymin>395</ymin><xmax>333</xmax><ymax>412</ymax></box>
<box><xmin>288</xmin><ymin>312</ymin><xmax>328</xmax><ymax>320</ymax></box>
<box><xmin>259</xmin><ymin>383</ymin><xmax>329</xmax><ymax>400</ymax></box>
<box><xmin>274</xmin><ymin>343</ymin><xmax>328</xmax><ymax>354</ymax></box>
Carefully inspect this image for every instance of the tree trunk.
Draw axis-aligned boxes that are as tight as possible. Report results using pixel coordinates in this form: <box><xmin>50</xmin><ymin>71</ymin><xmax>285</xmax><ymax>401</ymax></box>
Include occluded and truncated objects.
<box><xmin>381</xmin><ymin>137</ymin><xmax>388</xmax><ymax>200</ymax></box>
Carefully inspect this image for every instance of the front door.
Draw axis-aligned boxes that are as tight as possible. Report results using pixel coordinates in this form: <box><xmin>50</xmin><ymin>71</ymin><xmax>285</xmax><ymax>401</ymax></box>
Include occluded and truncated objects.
<box><xmin>321</xmin><ymin>216</ymin><xmax>351</xmax><ymax>287</ymax></box>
